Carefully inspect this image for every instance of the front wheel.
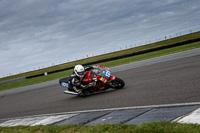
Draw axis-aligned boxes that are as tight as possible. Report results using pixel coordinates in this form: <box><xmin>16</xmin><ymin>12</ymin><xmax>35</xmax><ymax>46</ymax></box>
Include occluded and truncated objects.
<box><xmin>110</xmin><ymin>77</ymin><xmax>125</xmax><ymax>89</ymax></box>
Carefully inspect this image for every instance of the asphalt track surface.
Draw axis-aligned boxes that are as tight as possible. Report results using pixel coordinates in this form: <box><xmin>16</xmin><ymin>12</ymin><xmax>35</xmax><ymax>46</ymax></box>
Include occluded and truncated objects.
<box><xmin>0</xmin><ymin>49</ymin><xmax>200</xmax><ymax>119</ymax></box>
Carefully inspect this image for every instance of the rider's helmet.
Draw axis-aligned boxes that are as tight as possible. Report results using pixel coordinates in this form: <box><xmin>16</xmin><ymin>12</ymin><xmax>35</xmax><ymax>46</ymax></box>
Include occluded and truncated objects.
<box><xmin>74</xmin><ymin>65</ymin><xmax>85</xmax><ymax>78</ymax></box>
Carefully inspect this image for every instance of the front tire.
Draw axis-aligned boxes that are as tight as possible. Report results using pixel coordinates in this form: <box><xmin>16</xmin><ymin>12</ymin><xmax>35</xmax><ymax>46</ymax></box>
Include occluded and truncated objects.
<box><xmin>111</xmin><ymin>77</ymin><xmax>125</xmax><ymax>89</ymax></box>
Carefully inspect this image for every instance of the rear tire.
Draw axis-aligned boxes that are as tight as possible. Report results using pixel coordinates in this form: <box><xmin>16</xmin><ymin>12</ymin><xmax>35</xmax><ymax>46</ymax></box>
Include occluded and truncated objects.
<box><xmin>111</xmin><ymin>77</ymin><xmax>125</xmax><ymax>89</ymax></box>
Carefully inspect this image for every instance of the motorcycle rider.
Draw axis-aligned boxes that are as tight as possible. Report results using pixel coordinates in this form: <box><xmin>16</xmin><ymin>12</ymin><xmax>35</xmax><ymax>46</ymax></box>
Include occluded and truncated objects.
<box><xmin>69</xmin><ymin>64</ymin><xmax>99</xmax><ymax>96</ymax></box>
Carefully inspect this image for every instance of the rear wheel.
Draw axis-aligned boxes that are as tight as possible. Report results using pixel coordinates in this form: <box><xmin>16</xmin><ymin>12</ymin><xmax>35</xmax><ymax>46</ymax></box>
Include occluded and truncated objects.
<box><xmin>111</xmin><ymin>77</ymin><xmax>125</xmax><ymax>89</ymax></box>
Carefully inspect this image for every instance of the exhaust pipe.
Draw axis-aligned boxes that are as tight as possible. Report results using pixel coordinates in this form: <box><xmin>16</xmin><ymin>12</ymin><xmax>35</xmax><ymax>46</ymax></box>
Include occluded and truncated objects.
<box><xmin>63</xmin><ymin>90</ymin><xmax>79</xmax><ymax>95</ymax></box>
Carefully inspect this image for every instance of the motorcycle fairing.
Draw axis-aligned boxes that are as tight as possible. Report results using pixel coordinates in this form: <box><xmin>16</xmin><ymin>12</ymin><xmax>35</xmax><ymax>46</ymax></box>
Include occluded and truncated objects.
<box><xmin>82</xmin><ymin>71</ymin><xmax>93</xmax><ymax>84</ymax></box>
<box><xmin>109</xmin><ymin>75</ymin><xmax>116</xmax><ymax>81</ymax></box>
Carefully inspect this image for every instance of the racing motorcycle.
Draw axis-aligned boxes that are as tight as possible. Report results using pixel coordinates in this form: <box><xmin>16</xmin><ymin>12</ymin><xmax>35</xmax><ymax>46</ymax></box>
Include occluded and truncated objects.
<box><xmin>59</xmin><ymin>65</ymin><xmax>125</xmax><ymax>97</ymax></box>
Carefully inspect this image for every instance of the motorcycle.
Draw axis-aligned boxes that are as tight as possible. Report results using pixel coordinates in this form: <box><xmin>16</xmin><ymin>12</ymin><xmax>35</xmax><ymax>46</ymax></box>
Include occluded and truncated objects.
<box><xmin>59</xmin><ymin>65</ymin><xmax>125</xmax><ymax>97</ymax></box>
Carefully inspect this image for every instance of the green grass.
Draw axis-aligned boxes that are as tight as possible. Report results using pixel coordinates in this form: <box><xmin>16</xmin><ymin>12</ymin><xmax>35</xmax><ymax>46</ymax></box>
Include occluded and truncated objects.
<box><xmin>1</xmin><ymin>31</ymin><xmax>200</xmax><ymax>83</ymax></box>
<box><xmin>0</xmin><ymin>41</ymin><xmax>200</xmax><ymax>91</ymax></box>
<box><xmin>1</xmin><ymin>122</ymin><xmax>200</xmax><ymax>133</ymax></box>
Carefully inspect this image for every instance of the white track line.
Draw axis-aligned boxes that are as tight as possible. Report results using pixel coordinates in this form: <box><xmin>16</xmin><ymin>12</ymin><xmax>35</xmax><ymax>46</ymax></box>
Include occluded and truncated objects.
<box><xmin>0</xmin><ymin>114</ymin><xmax>76</xmax><ymax>127</ymax></box>
<box><xmin>173</xmin><ymin>108</ymin><xmax>200</xmax><ymax>124</ymax></box>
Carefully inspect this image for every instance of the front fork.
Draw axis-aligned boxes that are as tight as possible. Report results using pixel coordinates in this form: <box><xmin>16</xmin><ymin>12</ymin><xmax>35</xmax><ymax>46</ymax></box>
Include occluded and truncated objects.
<box><xmin>107</xmin><ymin>75</ymin><xmax>116</xmax><ymax>87</ymax></box>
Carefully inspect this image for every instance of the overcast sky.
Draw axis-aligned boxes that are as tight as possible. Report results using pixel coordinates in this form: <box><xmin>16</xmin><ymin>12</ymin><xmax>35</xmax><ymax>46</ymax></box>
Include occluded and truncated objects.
<box><xmin>0</xmin><ymin>0</ymin><xmax>200</xmax><ymax>78</ymax></box>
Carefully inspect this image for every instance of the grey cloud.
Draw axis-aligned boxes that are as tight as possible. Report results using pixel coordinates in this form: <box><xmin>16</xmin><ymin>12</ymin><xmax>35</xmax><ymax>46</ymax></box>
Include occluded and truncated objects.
<box><xmin>0</xmin><ymin>0</ymin><xmax>200</xmax><ymax>77</ymax></box>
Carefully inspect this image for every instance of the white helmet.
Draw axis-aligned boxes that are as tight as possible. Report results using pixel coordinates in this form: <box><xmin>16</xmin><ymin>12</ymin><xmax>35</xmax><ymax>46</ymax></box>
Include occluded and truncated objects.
<box><xmin>74</xmin><ymin>65</ymin><xmax>85</xmax><ymax>77</ymax></box>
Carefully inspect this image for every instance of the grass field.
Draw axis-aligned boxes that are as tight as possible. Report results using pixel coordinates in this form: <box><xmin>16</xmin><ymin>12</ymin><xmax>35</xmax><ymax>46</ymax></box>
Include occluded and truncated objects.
<box><xmin>1</xmin><ymin>122</ymin><xmax>200</xmax><ymax>133</ymax></box>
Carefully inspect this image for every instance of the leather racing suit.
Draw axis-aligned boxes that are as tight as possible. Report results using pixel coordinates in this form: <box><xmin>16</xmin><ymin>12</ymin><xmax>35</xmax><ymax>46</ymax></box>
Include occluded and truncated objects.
<box><xmin>69</xmin><ymin>65</ymin><xmax>98</xmax><ymax>96</ymax></box>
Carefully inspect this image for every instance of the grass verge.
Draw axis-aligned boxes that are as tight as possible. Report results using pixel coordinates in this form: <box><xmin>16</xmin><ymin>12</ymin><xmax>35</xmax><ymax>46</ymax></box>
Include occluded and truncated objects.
<box><xmin>1</xmin><ymin>122</ymin><xmax>200</xmax><ymax>133</ymax></box>
<box><xmin>0</xmin><ymin>41</ymin><xmax>200</xmax><ymax>91</ymax></box>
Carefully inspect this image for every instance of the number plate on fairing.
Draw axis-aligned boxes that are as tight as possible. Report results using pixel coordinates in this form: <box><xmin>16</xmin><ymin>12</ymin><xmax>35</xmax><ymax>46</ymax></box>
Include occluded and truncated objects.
<box><xmin>102</xmin><ymin>69</ymin><xmax>110</xmax><ymax>78</ymax></box>
<box><xmin>61</xmin><ymin>82</ymin><xmax>70</xmax><ymax>88</ymax></box>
